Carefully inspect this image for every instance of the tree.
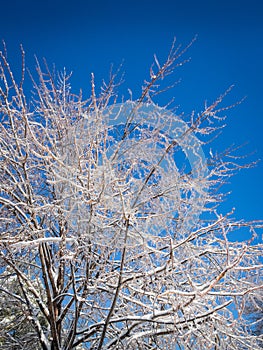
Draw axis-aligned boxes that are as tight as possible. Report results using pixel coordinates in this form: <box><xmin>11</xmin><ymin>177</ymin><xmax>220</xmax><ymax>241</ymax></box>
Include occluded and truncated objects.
<box><xmin>243</xmin><ymin>282</ymin><xmax>263</xmax><ymax>347</ymax></box>
<box><xmin>0</xmin><ymin>40</ymin><xmax>262</xmax><ymax>350</ymax></box>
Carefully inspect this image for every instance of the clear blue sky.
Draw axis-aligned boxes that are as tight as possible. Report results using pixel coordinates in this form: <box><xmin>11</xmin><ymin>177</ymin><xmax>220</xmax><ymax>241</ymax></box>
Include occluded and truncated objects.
<box><xmin>1</xmin><ymin>0</ymin><xmax>262</xmax><ymax>235</ymax></box>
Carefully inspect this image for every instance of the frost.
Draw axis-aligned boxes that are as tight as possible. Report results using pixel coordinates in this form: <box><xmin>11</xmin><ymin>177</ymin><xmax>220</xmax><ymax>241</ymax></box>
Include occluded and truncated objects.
<box><xmin>0</xmin><ymin>40</ymin><xmax>262</xmax><ymax>350</ymax></box>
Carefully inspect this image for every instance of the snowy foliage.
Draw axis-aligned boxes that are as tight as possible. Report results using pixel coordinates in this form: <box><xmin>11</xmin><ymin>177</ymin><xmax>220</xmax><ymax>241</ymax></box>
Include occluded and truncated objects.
<box><xmin>0</xmin><ymin>41</ymin><xmax>262</xmax><ymax>349</ymax></box>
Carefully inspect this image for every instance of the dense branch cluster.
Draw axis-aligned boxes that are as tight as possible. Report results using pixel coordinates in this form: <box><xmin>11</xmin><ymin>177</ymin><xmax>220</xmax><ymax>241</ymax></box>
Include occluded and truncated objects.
<box><xmin>0</xmin><ymin>41</ymin><xmax>262</xmax><ymax>349</ymax></box>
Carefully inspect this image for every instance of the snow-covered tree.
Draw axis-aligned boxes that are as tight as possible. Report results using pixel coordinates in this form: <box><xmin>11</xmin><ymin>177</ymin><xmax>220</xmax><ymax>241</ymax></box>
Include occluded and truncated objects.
<box><xmin>243</xmin><ymin>281</ymin><xmax>263</xmax><ymax>347</ymax></box>
<box><xmin>0</xmin><ymin>40</ymin><xmax>262</xmax><ymax>349</ymax></box>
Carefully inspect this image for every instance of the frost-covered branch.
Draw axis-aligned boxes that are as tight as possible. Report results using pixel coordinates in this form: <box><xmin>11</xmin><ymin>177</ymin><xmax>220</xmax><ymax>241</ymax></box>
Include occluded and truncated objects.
<box><xmin>0</xmin><ymin>40</ymin><xmax>262</xmax><ymax>350</ymax></box>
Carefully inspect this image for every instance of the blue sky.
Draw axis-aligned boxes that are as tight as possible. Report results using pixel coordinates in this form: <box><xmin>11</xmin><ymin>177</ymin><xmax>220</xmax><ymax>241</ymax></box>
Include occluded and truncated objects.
<box><xmin>1</xmin><ymin>0</ymin><xmax>262</xmax><ymax>235</ymax></box>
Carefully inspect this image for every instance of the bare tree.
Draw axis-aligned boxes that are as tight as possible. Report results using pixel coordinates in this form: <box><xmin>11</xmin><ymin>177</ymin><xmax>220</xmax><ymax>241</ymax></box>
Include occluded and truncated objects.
<box><xmin>0</xmin><ymin>40</ymin><xmax>262</xmax><ymax>349</ymax></box>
